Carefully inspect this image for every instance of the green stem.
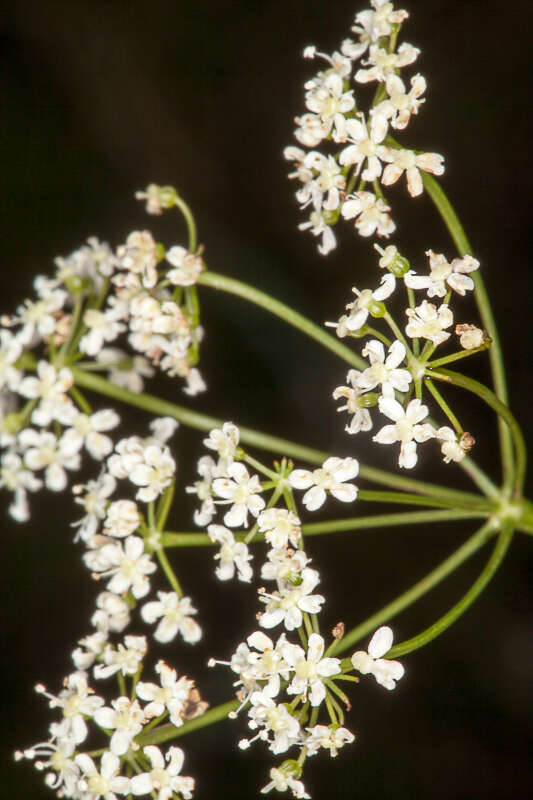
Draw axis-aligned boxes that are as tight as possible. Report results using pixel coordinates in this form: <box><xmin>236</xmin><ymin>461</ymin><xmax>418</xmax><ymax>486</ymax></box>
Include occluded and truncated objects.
<box><xmin>155</xmin><ymin>545</ymin><xmax>183</xmax><ymax>598</ymax></box>
<box><xmin>424</xmin><ymin>378</ymin><xmax>463</xmax><ymax>434</ymax></box>
<box><xmin>421</xmin><ymin>171</ymin><xmax>514</xmax><ymax>482</ymax></box>
<box><xmin>387</xmin><ymin>523</ymin><xmax>514</xmax><ymax>658</ymax></box>
<box><xmin>197</xmin><ymin>271</ymin><xmax>366</xmax><ymax>370</ymax></box>
<box><xmin>174</xmin><ymin>196</ymin><xmax>197</xmax><ymax>253</ymax></box>
<box><xmin>357</xmin><ymin>489</ymin><xmax>493</xmax><ymax>512</ymax></box>
<box><xmin>71</xmin><ymin>368</ymin><xmax>491</xmax><ymax>506</ymax></box>
<box><xmin>137</xmin><ymin>700</ymin><xmax>240</xmax><ymax>748</ymax></box>
<box><xmin>428</xmin><ymin>368</ymin><xmax>526</xmax><ymax>497</ymax></box>
<box><xmin>331</xmin><ymin>522</ymin><xmax>495</xmax><ymax>656</ymax></box>
<box><xmin>428</xmin><ymin>342</ymin><xmax>491</xmax><ymax>369</ymax></box>
<box><xmin>161</xmin><ymin>509</ymin><xmax>487</xmax><ymax>547</ymax></box>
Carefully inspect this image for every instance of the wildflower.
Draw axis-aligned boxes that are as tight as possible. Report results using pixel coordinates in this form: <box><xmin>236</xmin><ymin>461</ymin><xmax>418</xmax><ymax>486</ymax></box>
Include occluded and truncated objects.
<box><xmin>288</xmin><ymin>456</ymin><xmax>359</xmax><ymax>511</ymax></box>
<box><xmin>261</xmin><ymin>764</ymin><xmax>310</xmax><ymax>798</ymax></box>
<box><xmin>128</xmin><ymin>444</ymin><xmax>176</xmax><ymax>503</ymax></box>
<box><xmin>379</xmin><ymin>147</ymin><xmax>444</xmax><ymax>197</ymax></box>
<box><xmin>79</xmin><ymin>309</ymin><xmax>126</xmax><ymax>356</ymax></box>
<box><xmin>341</xmin><ymin>190</ymin><xmax>396</xmax><ymax>238</ymax></box>
<box><xmin>35</xmin><ymin>672</ymin><xmax>104</xmax><ymax>745</ymax></box>
<box><xmin>436</xmin><ymin>426</ymin><xmax>474</xmax><ymax>463</ymax></box>
<box><xmin>357</xmin><ymin>339</ymin><xmax>412</xmax><ymax>394</ymax></box>
<box><xmin>305</xmin><ymin>724</ymin><xmax>355</xmax><ymax>757</ymax></box>
<box><xmin>116</xmin><ymin>230</ymin><xmax>159</xmax><ymax>289</ymax></box>
<box><xmin>18</xmin><ymin>361</ymin><xmax>75</xmax><ymax>427</ymax></box>
<box><xmin>62</xmin><ymin>408</ymin><xmax>121</xmax><ymax>460</ymax></box>
<box><xmin>136</xmin><ymin>661</ymin><xmax>197</xmax><ymax>727</ymax></box>
<box><xmin>76</xmin><ymin>751</ymin><xmax>131</xmax><ymax>797</ymax></box>
<box><xmin>129</xmin><ymin>746</ymin><xmax>195</xmax><ymax>799</ymax></box>
<box><xmin>203</xmin><ymin>421</ymin><xmax>240</xmax><ymax>464</ymax></box>
<box><xmin>243</xmin><ymin>691</ymin><xmax>302</xmax><ymax>754</ymax></box>
<box><xmin>165</xmin><ymin>245</ymin><xmax>205</xmax><ymax>286</ymax></box>
<box><xmin>455</xmin><ymin>323</ymin><xmax>486</xmax><ymax>350</ymax></box>
<box><xmin>20</xmin><ymin>429</ymin><xmax>81</xmax><ymax>491</ymax></box>
<box><xmin>355</xmin><ymin>42</ymin><xmax>419</xmax><ymax>84</ymax></box>
<box><xmin>257</xmin><ymin>508</ymin><xmax>302</xmax><ymax>550</ymax></box>
<box><xmin>208</xmin><ymin>524</ymin><xmax>253</xmax><ymax>582</ymax></box>
<box><xmin>72</xmin><ymin>472</ymin><xmax>117</xmax><ymax>542</ymax></box>
<box><xmin>103</xmin><ymin>499</ymin><xmax>141</xmax><ymax>538</ymax></box>
<box><xmin>212</xmin><ymin>462</ymin><xmax>265</xmax><ymax>528</ymax></box>
<box><xmin>141</xmin><ymin>592</ymin><xmax>202</xmax><ymax>644</ymax></box>
<box><xmin>0</xmin><ymin>451</ymin><xmax>42</xmax><ymax>522</ymax></box>
<box><xmin>371</xmin><ymin>73</ymin><xmax>426</xmax><ymax>137</ymax></box>
<box><xmin>93</xmin><ymin>635</ymin><xmax>147</xmax><ymax>680</ymax></box>
<box><xmin>85</xmin><ymin>535</ymin><xmax>156</xmax><ymax>599</ymax></box>
<box><xmin>351</xmin><ymin>626</ymin><xmax>405</xmax><ymax>689</ymax></box>
<box><xmin>405</xmin><ymin>300</ymin><xmax>453</xmax><ymax>345</ymax></box>
<box><xmin>282</xmin><ymin>633</ymin><xmax>341</xmax><ymax>706</ymax></box>
<box><xmin>259</xmin><ymin>567</ymin><xmax>325</xmax><ymax>631</ymax></box>
<box><xmin>405</xmin><ymin>250</ymin><xmax>480</xmax><ymax>297</ymax></box>
<box><xmin>373</xmin><ymin>396</ymin><xmax>435</xmax><ymax>468</ymax></box>
<box><xmin>332</xmin><ymin>370</ymin><xmax>374</xmax><ymax>434</ymax></box>
<box><xmin>93</xmin><ymin>697</ymin><xmax>146</xmax><ymax>756</ymax></box>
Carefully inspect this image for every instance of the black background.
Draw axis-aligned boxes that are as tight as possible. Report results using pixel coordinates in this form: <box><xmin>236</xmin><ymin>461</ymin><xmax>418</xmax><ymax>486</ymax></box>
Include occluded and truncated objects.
<box><xmin>1</xmin><ymin>1</ymin><xmax>532</xmax><ymax>798</ymax></box>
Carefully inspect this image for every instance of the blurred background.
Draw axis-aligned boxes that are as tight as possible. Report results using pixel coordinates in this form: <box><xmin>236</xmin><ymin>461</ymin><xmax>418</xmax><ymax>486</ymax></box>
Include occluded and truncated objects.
<box><xmin>1</xmin><ymin>1</ymin><xmax>531</xmax><ymax>797</ymax></box>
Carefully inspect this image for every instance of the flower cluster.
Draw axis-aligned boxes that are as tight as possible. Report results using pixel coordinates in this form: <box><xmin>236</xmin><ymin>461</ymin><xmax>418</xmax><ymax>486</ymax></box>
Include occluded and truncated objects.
<box><xmin>285</xmin><ymin>0</ymin><xmax>444</xmax><ymax>253</ymax></box>
<box><xmin>0</xmin><ymin>189</ymin><xmax>207</xmax><ymax>521</ymax></box>
<box><xmin>197</xmin><ymin>424</ymin><xmax>404</xmax><ymax>796</ymax></box>
<box><xmin>329</xmin><ymin>244</ymin><xmax>483</xmax><ymax>468</ymax></box>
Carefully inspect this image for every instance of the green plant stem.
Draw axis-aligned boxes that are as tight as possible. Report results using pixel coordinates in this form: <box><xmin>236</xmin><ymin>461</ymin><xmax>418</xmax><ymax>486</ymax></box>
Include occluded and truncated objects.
<box><xmin>421</xmin><ymin>171</ymin><xmax>514</xmax><ymax>483</ymax></box>
<box><xmin>197</xmin><ymin>271</ymin><xmax>366</xmax><ymax>370</ymax></box>
<box><xmin>424</xmin><ymin>378</ymin><xmax>463</xmax><ymax>434</ymax></box>
<box><xmin>428</xmin><ymin>368</ymin><xmax>526</xmax><ymax>497</ymax></box>
<box><xmin>137</xmin><ymin>700</ymin><xmax>240</xmax><ymax>748</ymax></box>
<box><xmin>358</xmin><ymin>489</ymin><xmax>493</xmax><ymax>512</ymax></box>
<box><xmin>387</xmin><ymin>522</ymin><xmax>514</xmax><ymax>658</ymax></box>
<box><xmin>155</xmin><ymin>545</ymin><xmax>183</xmax><ymax>598</ymax></box>
<box><xmin>161</xmin><ymin>509</ymin><xmax>488</xmax><ymax>547</ymax></box>
<box><xmin>331</xmin><ymin>522</ymin><xmax>495</xmax><ymax>656</ymax></box>
<box><xmin>71</xmin><ymin>368</ymin><xmax>491</xmax><ymax>506</ymax></box>
<box><xmin>174</xmin><ymin>196</ymin><xmax>197</xmax><ymax>253</ymax></box>
<box><xmin>428</xmin><ymin>343</ymin><xmax>491</xmax><ymax>369</ymax></box>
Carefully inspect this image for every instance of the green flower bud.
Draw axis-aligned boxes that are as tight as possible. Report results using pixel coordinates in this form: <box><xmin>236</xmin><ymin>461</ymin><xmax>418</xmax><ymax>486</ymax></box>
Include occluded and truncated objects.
<box><xmin>357</xmin><ymin>392</ymin><xmax>379</xmax><ymax>408</ymax></box>
<box><xmin>368</xmin><ymin>300</ymin><xmax>386</xmax><ymax>318</ymax></box>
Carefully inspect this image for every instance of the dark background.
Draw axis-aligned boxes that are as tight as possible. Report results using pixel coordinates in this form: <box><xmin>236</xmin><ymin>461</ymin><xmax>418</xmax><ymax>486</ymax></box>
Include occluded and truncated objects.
<box><xmin>1</xmin><ymin>1</ymin><xmax>531</xmax><ymax>798</ymax></box>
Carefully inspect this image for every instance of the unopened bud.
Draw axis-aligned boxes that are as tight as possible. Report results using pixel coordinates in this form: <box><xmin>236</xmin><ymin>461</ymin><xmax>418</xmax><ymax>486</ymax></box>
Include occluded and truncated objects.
<box><xmin>332</xmin><ymin>621</ymin><xmax>345</xmax><ymax>640</ymax></box>
<box><xmin>368</xmin><ymin>299</ymin><xmax>386</xmax><ymax>318</ymax></box>
<box><xmin>455</xmin><ymin>323</ymin><xmax>487</xmax><ymax>350</ymax></box>
<box><xmin>460</xmin><ymin>431</ymin><xmax>475</xmax><ymax>453</ymax></box>
<box><xmin>356</xmin><ymin>392</ymin><xmax>379</xmax><ymax>408</ymax></box>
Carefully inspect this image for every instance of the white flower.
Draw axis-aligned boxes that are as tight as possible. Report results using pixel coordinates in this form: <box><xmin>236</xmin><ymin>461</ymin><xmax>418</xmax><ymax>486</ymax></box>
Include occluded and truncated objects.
<box><xmin>136</xmin><ymin>661</ymin><xmax>195</xmax><ymax>727</ymax></box>
<box><xmin>165</xmin><ymin>245</ymin><xmax>205</xmax><ymax>286</ymax></box>
<box><xmin>405</xmin><ymin>300</ymin><xmax>454</xmax><ymax>345</ymax></box>
<box><xmin>72</xmin><ymin>471</ymin><xmax>117</xmax><ymax>542</ymax></box>
<box><xmin>93</xmin><ymin>635</ymin><xmax>147</xmax><ymax>680</ymax></box>
<box><xmin>203</xmin><ymin>422</ymin><xmax>239</xmax><ymax>464</ymax></box>
<box><xmin>208</xmin><ymin>524</ymin><xmax>253</xmax><ymax>582</ymax></box>
<box><xmin>351</xmin><ymin>626</ymin><xmax>405</xmax><ymax>690</ymax></box>
<box><xmin>371</xmin><ymin>73</ymin><xmax>426</xmax><ymax>137</ymax></box>
<box><xmin>261</xmin><ymin>766</ymin><xmax>310</xmax><ymax>798</ymax></box>
<box><xmin>130</xmin><ymin>746</ymin><xmax>194</xmax><ymax>800</ymax></box>
<box><xmin>35</xmin><ymin>672</ymin><xmax>104</xmax><ymax>745</ymax></box>
<box><xmin>257</xmin><ymin>508</ymin><xmax>302</xmax><ymax>549</ymax></box>
<box><xmin>282</xmin><ymin>633</ymin><xmax>341</xmax><ymax>706</ymax></box>
<box><xmin>80</xmin><ymin>309</ymin><xmax>126</xmax><ymax>356</ymax></box>
<box><xmin>259</xmin><ymin>567</ymin><xmax>325</xmax><ymax>631</ymax></box>
<box><xmin>18</xmin><ymin>361</ymin><xmax>75</xmax><ymax>427</ymax></box>
<box><xmin>341</xmin><ymin>190</ymin><xmax>395</xmax><ymax>238</ymax></box>
<box><xmin>16</xmin><ymin>732</ymin><xmax>80</xmax><ymax>796</ymax></box>
<box><xmin>405</xmin><ymin>250</ymin><xmax>480</xmax><ymax>298</ymax></box>
<box><xmin>244</xmin><ymin>691</ymin><xmax>302</xmax><ymax>754</ymax></box>
<box><xmin>103</xmin><ymin>499</ymin><xmax>141</xmax><ymax>538</ymax></box>
<box><xmin>357</xmin><ymin>339</ymin><xmax>412</xmax><ymax>393</ymax></box>
<box><xmin>355</xmin><ymin>42</ymin><xmax>419</xmax><ymax>84</ymax></box>
<box><xmin>92</xmin><ymin>591</ymin><xmax>131</xmax><ymax>633</ymax></box>
<box><xmin>212</xmin><ymin>462</ymin><xmax>265</xmax><ymax>527</ymax></box>
<box><xmin>116</xmin><ymin>230</ymin><xmax>159</xmax><ymax>288</ymax></box>
<box><xmin>128</xmin><ymin>444</ymin><xmax>176</xmax><ymax>502</ymax></box>
<box><xmin>85</xmin><ymin>535</ymin><xmax>156</xmax><ymax>598</ymax></box>
<box><xmin>0</xmin><ymin>450</ymin><xmax>42</xmax><ymax>522</ymax></box>
<box><xmin>235</xmin><ymin>631</ymin><xmax>291</xmax><ymax>698</ymax></box>
<box><xmin>93</xmin><ymin>697</ymin><xmax>146</xmax><ymax>756</ymax></box>
<box><xmin>332</xmin><ymin>370</ymin><xmax>373</xmax><ymax>434</ymax></box>
<box><xmin>141</xmin><ymin>592</ymin><xmax>202</xmax><ymax>644</ymax></box>
<box><xmin>20</xmin><ymin>429</ymin><xmax>81</xmax><ymax>491</ymax></box>
<box><xmin>288</xmin><ymin>456</ymin><xmax>359</xmax><ymax>511</ymax></box>
<box><xmin>379</xmin><ymin>147</ymin><xmax>444</xmax><ymax>197</ymax></box>
<box><xmin>339</xmin><ymin>118</ymin><xmax>386</xmax><ymax>184</ymax></box>
<box><xmin>261</xmin><ymin>548</ymin><xmax>310</xmax><ymax>587</ymax></box>
<box><xmin>436</xmin><ymin>426</ymin><xmax>474</xmax><ymax>464</ymax></box>
<box><xmin>76</xmin><ymin>752</ymin><xmax>130</xmax><ymax>799</ymax></box>
<box><xmin>304</xmin><ymin>72</ymin><xmax>355</xmax><ymax>138</ymax></box>
<box><xmin>62</xmin><ymin>409</ymin><xmax>120</xmax><ymax>460</ymax></box>
<box><xmin>305</xmin><ymin>724</ymin><xmax>355</xmax><ymax>757</ymax></box>
<box><xmin>72</xmin><ymin>630</ymin><xmax>108</xmax><ymax>671</ymax></box>
<box><xmin>14</xmin><ymin>284</ymin><xmax>67</xmax><ymax>346</ymax></box>
<box><xmin>373</xmin><ymin>396</ymin><xmax>435</xmax><ymax>468</ymax></box>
